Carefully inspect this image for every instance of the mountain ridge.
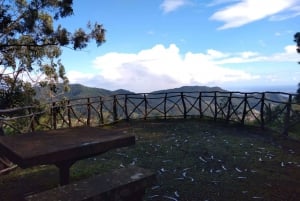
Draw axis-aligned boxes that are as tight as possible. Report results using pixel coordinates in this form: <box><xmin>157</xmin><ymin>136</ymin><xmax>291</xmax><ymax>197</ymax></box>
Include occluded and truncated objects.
<box><xmin>35</xmin><ymin>83</ymin><xmax>289</xmax><ymax>103</ymax></box>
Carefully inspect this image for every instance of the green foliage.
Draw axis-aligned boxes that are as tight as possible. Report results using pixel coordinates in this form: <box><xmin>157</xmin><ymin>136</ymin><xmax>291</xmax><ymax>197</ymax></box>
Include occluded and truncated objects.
<box><xmin>294</xmin><ymin>33</ymin><xmax>300</xmax><ymax>103</ymax></box>
<box><xmin>294</xmin><ymin>32</ymin><xmax>300</xmax><ymax>55</ymax></box>
<box><xmin>0</xmin><ymin>0</ymin><xmax>106</xmax><ymax>135</ymax></box>
<box><xmin>0</xmin><ymin>79</ymin><xmax>36</xmax><ymax>109</ymax></box>
<box><xmin>295</xmin><ymin>83</ymin><xmax>300</xmax><ymax>103</ymax></box>
<box><xmin>0</xmin><ymin>0</ymin><xmax>106</xmax><ymax>109</ymax></box>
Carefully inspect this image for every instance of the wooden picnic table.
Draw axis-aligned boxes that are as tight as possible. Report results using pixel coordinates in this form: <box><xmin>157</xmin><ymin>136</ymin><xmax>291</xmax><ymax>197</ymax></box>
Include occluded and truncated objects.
<box><xmin>0</xmin><ymin>126</ymin><xmax>135</xmax><ymax>185</ymax></box>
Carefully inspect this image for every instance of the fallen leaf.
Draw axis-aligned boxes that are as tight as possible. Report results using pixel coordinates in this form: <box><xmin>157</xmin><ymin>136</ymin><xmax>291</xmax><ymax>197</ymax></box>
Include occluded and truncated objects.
<box><xmin>199</xmin><ymin>156</ymin><xmax>207</xmax><ymax>163</ymax></box>
<box><xmin>235</xmin><ymin>167</ymin><xmax>242</xmax><ymax>172</ymax></box>
<box><xmin>163</xmin><ymin>196</ymin><xmax>178</xmax><ymax>201</ymax></box>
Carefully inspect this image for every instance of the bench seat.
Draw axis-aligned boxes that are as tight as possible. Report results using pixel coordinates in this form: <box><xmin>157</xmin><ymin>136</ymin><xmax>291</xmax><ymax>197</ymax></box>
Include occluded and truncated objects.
<box><xmin>25</xmin><ymin>166</ymin><xmax>156</xmax><ymax>201</ymax></box>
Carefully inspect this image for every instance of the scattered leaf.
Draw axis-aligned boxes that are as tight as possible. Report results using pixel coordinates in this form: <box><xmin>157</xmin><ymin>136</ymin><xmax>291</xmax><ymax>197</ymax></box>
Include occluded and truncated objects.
<box><xmin>199</xmin><ymin>156</ymin><xmax>207</xmax><ymax>163</ymax></box>
<box><xmin>235</xmin><ymin>167</ymin><xmax>242</xmax><ymax>172</ymax></box>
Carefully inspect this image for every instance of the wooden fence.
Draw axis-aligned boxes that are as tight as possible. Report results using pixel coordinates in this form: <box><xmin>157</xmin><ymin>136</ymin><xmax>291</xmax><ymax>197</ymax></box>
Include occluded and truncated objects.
<box><xmin>1</xmin><ymin>91</ymin><xmax>299</xmax><ymax>136</ymax></box>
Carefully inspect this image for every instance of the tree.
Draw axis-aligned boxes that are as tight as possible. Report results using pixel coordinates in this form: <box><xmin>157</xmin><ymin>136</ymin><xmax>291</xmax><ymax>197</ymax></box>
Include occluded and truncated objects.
<box><xmin>294</xmin><ymin>32</ymin><xmax>300</xmax><ymax>103</ymax></box>
<box><xmin>0</xmin><ymin>0</ymin><xmax>105</xmax><ymax>171</ymax></box>
<box><xmin>0</xmin><ymin>0</ymin><xmax>105</xmax><ymax>109</ymax></box>
<box><xmin>295</xmin><ymin>32</ymin><xmax>300</xmax><ymax>55</ymax></box>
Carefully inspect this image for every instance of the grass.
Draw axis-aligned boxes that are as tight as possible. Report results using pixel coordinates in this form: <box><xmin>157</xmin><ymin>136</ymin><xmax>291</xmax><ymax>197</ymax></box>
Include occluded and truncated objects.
<box><xmin>0</xmin><ymin>118</ymin><xmax>300</xmax><ymax>201</ymax></box>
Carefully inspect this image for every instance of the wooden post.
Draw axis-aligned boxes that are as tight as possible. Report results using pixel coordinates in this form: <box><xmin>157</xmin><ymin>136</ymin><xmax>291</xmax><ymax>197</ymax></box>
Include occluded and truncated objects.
<box><xmin>144</xmin><ymin>94</ymin><xmax>148</xmax><ymax>120</ymax></box>
<box><xmin>99</xmin><ymin>97</ymin><xmax>104</xmax><ymax>125</ymax></box>
<box><xmin>199</xmin><ymin>92</ymin><xmax>203</xmax><ymax>118</ymax></box>
<box><xmin>226</xmin><ymin>92</ymin><xmax>232</xmax><ymax>123</ymax></box>
<box><xmin>164</xmin><ymin>93</ymin><xmax>167</xmax><ymax>119</ymax></box>
<box><xmin>214</xmin><ymin>91</ymin><xmax>217</xmax><ymax>122</ymax></box>
<box><xmin>282</xmin><ymin>94</ymin><xmax>292</xmax><ymax>137</ymax></box>
<box><xmin>124</xmin><ymin>94</ymin><xmax>129</xmax><ymax>120</ymax></box>
<box><xmin>87</xmin><ymin>98</ymin><xmax>91</xmax><ymax>126</ymax></box>
<box><xmin>55</xmin><ymin>160</ymin><xmax>76</xmax><ymax>186</ymax></box>
<box><xmin>181</xmin><ymin>92</ymin><xmax>187</xmax><ymax>119</ymax></box>
<box><xmin>113</xmin><ymin>95</ymin><xmax>118</xmax><ymax>122</ymax></box>
<box><xmin>260</xmin><ymin>93</ymin><xmax>265</xmax><ymax>129</ymax></box>
<box><xmin>241</xmin><ymin>93</ymin><xmax>248</xmax><ymax>125</ymax></box>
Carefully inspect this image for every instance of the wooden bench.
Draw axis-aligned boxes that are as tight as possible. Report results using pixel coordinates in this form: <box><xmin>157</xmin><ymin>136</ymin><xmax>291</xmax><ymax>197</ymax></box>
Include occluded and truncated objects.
<box><xmin>24</xmin><ymin>166</ymin><xmax>156</xmax><ymax>201</ymax></box>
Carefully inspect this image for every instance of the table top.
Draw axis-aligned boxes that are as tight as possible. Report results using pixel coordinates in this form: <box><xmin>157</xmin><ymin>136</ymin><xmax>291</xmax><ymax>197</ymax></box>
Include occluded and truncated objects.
<box><xmin>0</xmin><ymin>127</ymin><xmax>135</xmax><ymax>168</ymax></box>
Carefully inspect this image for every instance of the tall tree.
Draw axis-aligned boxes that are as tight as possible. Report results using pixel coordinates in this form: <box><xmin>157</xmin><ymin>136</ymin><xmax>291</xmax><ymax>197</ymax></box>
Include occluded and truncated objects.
<box><xmin>295</xmin><ymin>32</ymin><xmax>300</xmax><ymax>103</ymax></box>
<box><xmin>0</xmin><ymin>0</ymin><xmax>105</xmax><ymax>108</ymax></box>
<box><xmin>295</xmin><ymin>32</ymin><xmax>300</xmax><ymax>56</ymax></box>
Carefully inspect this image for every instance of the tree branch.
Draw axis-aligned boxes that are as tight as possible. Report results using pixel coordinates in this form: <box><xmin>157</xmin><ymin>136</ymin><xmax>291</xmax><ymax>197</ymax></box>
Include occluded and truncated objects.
<box><xmin>0</xmin><ymin>43</ymin><xmax>59</xmax><ymax>49</ymax></box>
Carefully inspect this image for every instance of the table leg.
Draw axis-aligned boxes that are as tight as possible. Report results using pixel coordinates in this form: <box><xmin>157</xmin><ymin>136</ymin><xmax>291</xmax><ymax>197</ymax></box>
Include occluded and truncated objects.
<box><xmin>55</xmin><ymin>160</ymin><xmax>76</xmax><ymax>185</ymax></box>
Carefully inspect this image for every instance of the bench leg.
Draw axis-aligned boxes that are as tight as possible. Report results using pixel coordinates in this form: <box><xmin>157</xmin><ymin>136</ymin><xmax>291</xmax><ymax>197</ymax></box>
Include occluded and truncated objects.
<box><xmin>55</xmin><ymin>160</ymin><xmax>76</xmax><ymax>185</ymax></box>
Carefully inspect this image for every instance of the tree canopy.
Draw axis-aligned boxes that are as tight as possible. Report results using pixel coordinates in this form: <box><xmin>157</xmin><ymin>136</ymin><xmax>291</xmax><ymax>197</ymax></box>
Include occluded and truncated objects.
<box><xmin>295</xmin><ymin>32</ymin><xmax>300</xmax><ymax>56</ymax></box>
<box><xmin>0</xmin><ymin>0</ymin><xmax>105</xmax><ymax>108</ymax></box>
<box><xmin>295</xmin><ymin>32</ymin><xmax>300</xmax><ymax>103</ymax></box>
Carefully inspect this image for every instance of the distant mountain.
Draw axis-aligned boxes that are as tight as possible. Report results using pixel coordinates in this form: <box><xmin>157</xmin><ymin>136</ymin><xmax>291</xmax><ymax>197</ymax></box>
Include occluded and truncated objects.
<box><xmin>35</xmin><ymin>84</ymin><xmax>288</xmax><ymax>104</ymax></box>
<box><xmin>65</xmin><ymin>84</ymin><xmax>112</xmax><ymax>98</ymax></box>
<box><xmin>150</xmin><ymin>86</ymin><xmax>226</xmax><ymax>94</ymax></box>
<box><xmin>35</xmin><ymin>84</ymin><xmax>135</xmax><ymax>102</ymax></box>
<box><xmin>231</xmin><ymin>85</ymin><xmax>297</xmax><ymax>94</ymax></box>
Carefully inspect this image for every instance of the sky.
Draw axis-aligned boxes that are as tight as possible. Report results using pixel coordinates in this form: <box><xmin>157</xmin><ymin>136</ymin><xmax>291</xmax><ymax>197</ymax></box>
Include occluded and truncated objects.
<box><xmin>58</xmin><ymin>0</ymin><xmax>300</xmax><ymax>93</ymax></box>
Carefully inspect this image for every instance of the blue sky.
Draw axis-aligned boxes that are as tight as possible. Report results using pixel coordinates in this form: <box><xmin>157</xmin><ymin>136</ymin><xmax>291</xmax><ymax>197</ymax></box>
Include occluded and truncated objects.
<box><xmin>58</xmin><ymin>0</ymin><xmax>300</xmax><ymax>93</ymax></box>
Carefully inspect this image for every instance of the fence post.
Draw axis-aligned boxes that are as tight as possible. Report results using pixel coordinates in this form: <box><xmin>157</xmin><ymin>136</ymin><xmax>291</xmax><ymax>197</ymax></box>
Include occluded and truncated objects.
<box><xmin>164</xmin><ymin>93</ymin><xmax>167</xmax><ymax>119</ymax></box>
<box><xmin>124</xmin><ymin>94</ymin><xmax>129</xmax><ymax>120</ymax></box>
<box><xmin>87</xmin><ymin>98</ymin><xmax>91</xmax><ymax>126</ymax></box>
<box><xmin>214</xmin><ymin>92</ymin><xmax>217</xmax><ymax>121</ymax></box>
<box><xmin>144</xmin><ymin>94</ymin><xmax>148</xmax><ymax>120</ymax></box>
<box><xmin>241</xmin><ymin>93</ymin><xmax>248</xmax><ymax>125</ymax></box>
<box><xmin>113</xmin><ymin>95</ymin><xmax>118</xmax><ymax>122</ymax></box>
<box><xmin>99</xmin><ymin>97</ymin><xmax>104</xmax><ymax>125</ymax></box>
<box><xmin>181</xmin><ymin>92</ymin><xmax>187</xmax><ymax>119</ymax></box>
<box><xmin>260</xmin><ymin>93</ymin><xmax>265</xmax><ymax>130</ymax></box>
<box><xmin>282</xmin><ymin>94</ymin><xmax>292</xmax><ymax>137</ymax></box>
<box><xmin>226</xmin><ymin>92</ymin><xmax>232</xmax><ymax>123</ymax></box>
<box><xmin>199</xmin><ymin>92</ymin><xmax>203</xmax><ymax>118</ymax></box>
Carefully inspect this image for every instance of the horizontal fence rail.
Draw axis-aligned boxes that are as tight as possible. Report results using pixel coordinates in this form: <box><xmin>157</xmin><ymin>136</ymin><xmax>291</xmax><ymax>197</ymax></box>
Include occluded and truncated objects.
<box><xmin>1</xmin><ymin>91</ymin><xmax>299</xmax><ymax>136</ymax></box>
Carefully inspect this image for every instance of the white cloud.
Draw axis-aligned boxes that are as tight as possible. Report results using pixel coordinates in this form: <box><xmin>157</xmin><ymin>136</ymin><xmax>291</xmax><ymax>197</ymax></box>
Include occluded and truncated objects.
<box><xmin>67</xmin><ymin>44</ymin><xmax>261</xmax><ymax>93</ymax></box>
<box><xmin>213</xmin><ymin>45</ymin><xmax>298</xmax><ymax>64</ymax></box>
<box><xmin>265</xmin><ymin>45</ymin><xmax>299</xmax><ymax>62</ymax></box>
<box><xmin>206</xmin><ymin>49</ymin><xmax>229</xmax><ymax>58</ymax></box>
<box><xmin>269</xmin><ymin>6</ymin><xmax>300</xmax><ymax>21</ymax></box>
<box><xmin>240</xmin><ymin>51</ymin><xmax>259</xmax><ymax>58</ymax></box>
<box><xmin>67</xmin><ymin>71</ymin><xmax>95</xmax><ymax>83</ymax></box>
<box><xmin>160</xmin><ymin>0</ymin><xmax>191</xmax><ymax>13</ymax></box>
<box><xmin>66</xmin><ymin>44</ymin><xmax>298</xmax><ymax>93</ymax></box>
<box><xmin>210</xmin><ymin>0</ymin><xmax>299</xmax><ymax>30</ymax></box>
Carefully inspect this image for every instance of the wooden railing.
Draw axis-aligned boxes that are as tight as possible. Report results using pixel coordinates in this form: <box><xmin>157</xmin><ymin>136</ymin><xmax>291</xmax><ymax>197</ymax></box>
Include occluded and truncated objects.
<box><xmin>1</xmin><ymin>91</ymin><xmax>299</xmax><ymax>136</ymax></box>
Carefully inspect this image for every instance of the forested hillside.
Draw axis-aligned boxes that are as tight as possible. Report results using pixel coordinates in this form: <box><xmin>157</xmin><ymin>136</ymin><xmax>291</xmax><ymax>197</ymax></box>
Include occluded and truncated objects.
<box><xmin>35</xmin><ymin>84</ymin><xmax>135</xmax><ymax>102</ymax></box>
<box><xmin>35</xmin><ymin>84</ymin><xmax>288</xmax><ymax>104</ymax></box>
